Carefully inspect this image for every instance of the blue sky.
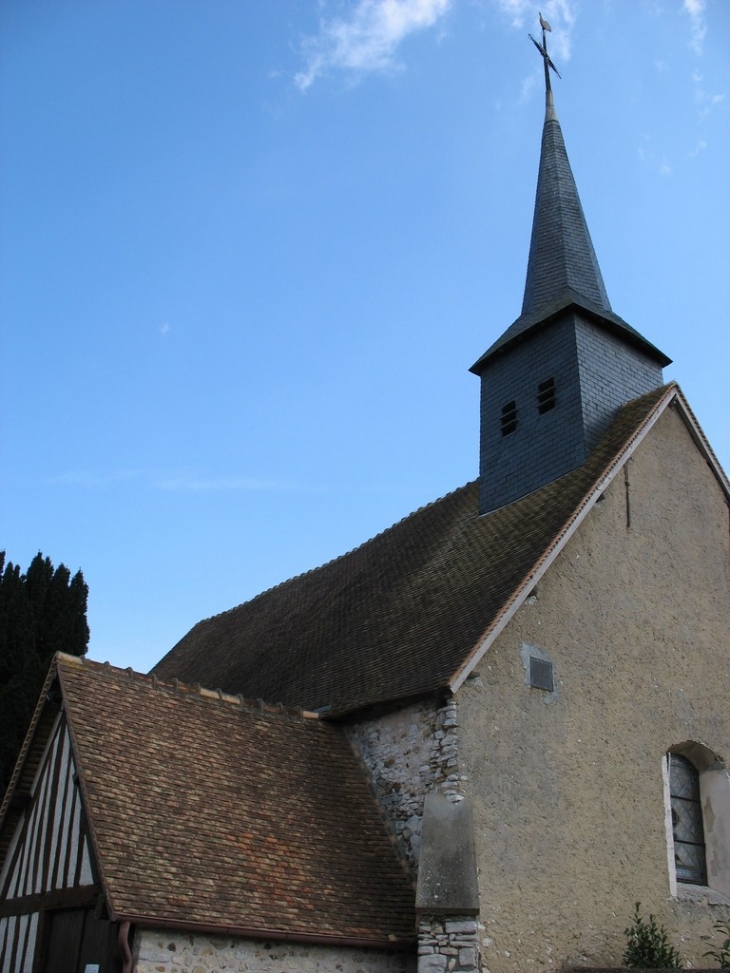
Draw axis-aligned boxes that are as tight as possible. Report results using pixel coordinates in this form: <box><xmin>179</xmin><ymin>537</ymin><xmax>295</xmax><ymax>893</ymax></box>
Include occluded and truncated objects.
<box><xmin>2</xmin><ymin>0</ymin><xmax>728</xmax><ymax>674</ymax></box>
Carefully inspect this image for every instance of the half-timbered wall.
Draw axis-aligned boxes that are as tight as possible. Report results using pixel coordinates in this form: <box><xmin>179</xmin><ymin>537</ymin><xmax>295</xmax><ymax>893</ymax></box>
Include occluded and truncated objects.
<box><xmin>0</xmin><ymin>714</ymin><xmax>96</xmax><ymax>972</ymax></box>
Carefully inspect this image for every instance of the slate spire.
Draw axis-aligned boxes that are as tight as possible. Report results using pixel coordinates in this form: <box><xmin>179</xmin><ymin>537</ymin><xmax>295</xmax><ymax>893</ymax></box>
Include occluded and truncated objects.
<box><xmin>521</xmin><ymin>88</ymin><xmax>612</xmax><ymax>320</ymax></box>
<box><xmin>470</xmin><ymin>26</ymin><xmax>670</xmax><ymax>516</ymax></box>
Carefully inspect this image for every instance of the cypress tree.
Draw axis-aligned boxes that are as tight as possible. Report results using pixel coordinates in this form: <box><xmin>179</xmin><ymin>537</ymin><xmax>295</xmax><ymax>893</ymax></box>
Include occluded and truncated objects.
<box><xmin>0</xmin><ymin>551</ymin><xmax>89</xmax><ymax>799</ymax></box>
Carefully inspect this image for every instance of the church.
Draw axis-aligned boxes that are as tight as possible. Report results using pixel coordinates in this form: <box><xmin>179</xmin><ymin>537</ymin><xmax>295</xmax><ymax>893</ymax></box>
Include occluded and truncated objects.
<box><xmin>1</xmin><ymin>26</ymin><xmax>729</xmax><ymax>973</ymax></box>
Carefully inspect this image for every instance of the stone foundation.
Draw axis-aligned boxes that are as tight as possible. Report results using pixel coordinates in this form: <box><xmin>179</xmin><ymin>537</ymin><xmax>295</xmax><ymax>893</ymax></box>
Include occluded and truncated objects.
<box><xmin>417</xmin><ymin>918</ymin><xmax>481</xmax><ymax>973</ymax></box>
<box><xmin>133</xmin><ymin>929</ymin><xmax>416</xmax><ymax>973</ymax></box>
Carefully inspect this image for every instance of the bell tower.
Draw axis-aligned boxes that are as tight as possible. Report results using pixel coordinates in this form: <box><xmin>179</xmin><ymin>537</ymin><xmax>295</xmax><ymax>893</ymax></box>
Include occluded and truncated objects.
<box><xmin>470</xmin><ymin>21</ymin><xmax>671</xmax><ymax>515</ymax></box>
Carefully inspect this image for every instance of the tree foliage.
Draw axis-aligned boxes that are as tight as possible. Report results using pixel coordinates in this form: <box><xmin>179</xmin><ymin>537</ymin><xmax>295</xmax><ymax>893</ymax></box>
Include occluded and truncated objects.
<box><xmin>0</xmin><ymin>551</ymin><xmax>89</xmax><ymax>799</ymax></box>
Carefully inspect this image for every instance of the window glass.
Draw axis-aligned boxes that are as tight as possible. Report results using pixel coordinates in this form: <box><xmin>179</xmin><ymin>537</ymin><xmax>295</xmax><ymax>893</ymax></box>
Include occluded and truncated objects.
<box><xmin>669</xmin><ymin>753</ymin><xmax>707</xmax><ymax>885</ymax></box>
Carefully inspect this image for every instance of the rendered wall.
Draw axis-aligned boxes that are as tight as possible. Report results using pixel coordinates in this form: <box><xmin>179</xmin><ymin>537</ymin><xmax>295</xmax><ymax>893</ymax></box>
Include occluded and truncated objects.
<box><xmin>459</xmin><ymin>405</ymin><xmax>730</xmax><ymax>972</ymax></box>
<box><xmin>133</xmin><ymin>929</ymin><xmax>415</xmax><ymax>973</ymax></box>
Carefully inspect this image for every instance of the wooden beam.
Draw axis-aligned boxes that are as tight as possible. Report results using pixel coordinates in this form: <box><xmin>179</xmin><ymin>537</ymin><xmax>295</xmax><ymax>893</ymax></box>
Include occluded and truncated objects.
<box><xmin>0</xmin><ymin>883</ymin><xmax>101</xmax><ymax>917</ymax></box>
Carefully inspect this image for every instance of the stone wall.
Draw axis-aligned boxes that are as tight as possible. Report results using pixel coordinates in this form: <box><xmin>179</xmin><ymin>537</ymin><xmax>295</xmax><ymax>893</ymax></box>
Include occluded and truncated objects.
<box><xmin>348</xmin><ymin>697</ymin><xmax>465</xmax><ymax>868</ymax></box>
<box><xmin>418</xmin><ymin>918</ymin><xmax>481</xmax><ymax>973</ymax></box>
<box><xmin>133</xmin><ymin>929</ymin><xmax>416</xmax><ymax>973</ymax></box>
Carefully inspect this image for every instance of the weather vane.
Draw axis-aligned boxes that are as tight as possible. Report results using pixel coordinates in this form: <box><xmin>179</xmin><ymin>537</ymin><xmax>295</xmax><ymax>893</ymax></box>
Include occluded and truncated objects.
<box><xmin>529</xmin><ymin>13</ymin><xmax>561</xmax><ymax>93</ymax></box>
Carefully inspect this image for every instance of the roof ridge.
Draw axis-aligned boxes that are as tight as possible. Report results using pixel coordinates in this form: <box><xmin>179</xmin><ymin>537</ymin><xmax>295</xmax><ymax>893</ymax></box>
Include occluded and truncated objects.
<box><xmin>56</xmin><ymin>653</ymin><xmax>320</xmax><ymax>721</ymax></box>
<box><xmin>185</xmin><ymin>480</ymin><xmax>478</xmax><ymax>629</ymax></box>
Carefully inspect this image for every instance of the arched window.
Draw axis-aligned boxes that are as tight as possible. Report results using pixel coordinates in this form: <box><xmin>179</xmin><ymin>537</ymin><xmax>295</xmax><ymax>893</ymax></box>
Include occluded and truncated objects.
<box><xmin>664</xmin><ymin>743</ymin><xmax>730</xmax><ymax>901</ymax></box>
<box><xmin>668</xmin><ymin>752</ymin><xmax>706</xmax><ymax>885</ymax></box>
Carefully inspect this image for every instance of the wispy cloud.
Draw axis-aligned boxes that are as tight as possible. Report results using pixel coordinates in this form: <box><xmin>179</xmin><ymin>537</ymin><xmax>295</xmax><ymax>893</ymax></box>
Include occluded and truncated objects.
<box><xmin>295</xmin><ymin>0</ymin><xmax>453</xmax><ymax>90</ymax></box>
<box><xmin>160</xmin><ymin>322</ymin><xmax>170</xmax><ymax>336</ymax></box>
<box><xmin>50</xmin><ymin>470</ymin><xmax>142</xmax><ymax>488</ymax></box>
<box><xmin>294</xmin><ymin>0</ymin><xmax>577</xmax><ymax>91</ymax></box>
<box><xmin>154</xmin><ymin>475</ymin><xmax>293</xmax><ymax>492</ymax></box>
<box><xmin>489</xmin><ymin>0</ymin><xmax>576</xmax><ymax>62</ymax></box>
<box><xmin>682</xmin><ymin>0</ymin><xmax>706</xmax><ymax>56</ymax></box>
<box><xmin>638</xmin><ymin>138</ymin><xmax>672</xmax><ymax>177</ymax></box>
<box><xmin>50</xmin><ymin>469</ymin><xmax>299</xmax><ymax>492</ymax></box>
<box><xmin>520</xmin><ymin>73</ymin><xmax>537</xmax><ymax>103</ymax></box>
<box><xmin>691</xmin><ymin>69</ymin><xmax>726</xmax><ymax>120</ymax></box>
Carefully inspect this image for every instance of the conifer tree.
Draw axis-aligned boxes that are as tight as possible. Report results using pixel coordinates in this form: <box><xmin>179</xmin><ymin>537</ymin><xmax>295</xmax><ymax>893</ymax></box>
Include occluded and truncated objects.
<box><xmin>0</xmin><ymin>551</ymin><xmax>89</xmax><ymax>799</ymax></box>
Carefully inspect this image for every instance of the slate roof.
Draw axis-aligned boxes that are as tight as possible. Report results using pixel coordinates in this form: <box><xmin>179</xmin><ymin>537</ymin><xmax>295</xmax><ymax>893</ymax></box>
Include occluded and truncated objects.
<box><xmin>153</xmin><ymin>384</ymin><xmax>677</xmax><ymax>717</ymax></box>
<box><xmin>522</xmin><ymin>96</ymin><xmax>611</xmax><ymax>320</ymax></box>
<box><xmin>30</xmin><ymin>654</ymin><xmax>416</xmax><ymax>944</ymax></box>
<box><xmin>470</xmin><ymin>97</ymin><xmax>671</xmax><ymax>372</ymax></box>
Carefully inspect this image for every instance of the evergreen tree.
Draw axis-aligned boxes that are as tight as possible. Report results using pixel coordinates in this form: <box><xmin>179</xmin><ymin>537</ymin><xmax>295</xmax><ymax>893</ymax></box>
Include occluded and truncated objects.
<box><xmin>0</xmin><ymin>551</ymin><xmax>89</xmax><ymax>799</ymax></box>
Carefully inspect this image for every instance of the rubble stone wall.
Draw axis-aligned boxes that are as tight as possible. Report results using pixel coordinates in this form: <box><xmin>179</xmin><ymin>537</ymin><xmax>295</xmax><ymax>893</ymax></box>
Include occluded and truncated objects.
<box><xmin>418</xmin><ymin>918</ymin><xmax>481</xmax><ymax>973</ymax></box>
<box><xmin>133</xmin><ymin>929</ymin><xmax>416</xmax><ymax>973</ymax></box>
<box><xmin>348</xmin><ymin>697</ymin><xmax>465</xmax><ymax>868</ymax></box>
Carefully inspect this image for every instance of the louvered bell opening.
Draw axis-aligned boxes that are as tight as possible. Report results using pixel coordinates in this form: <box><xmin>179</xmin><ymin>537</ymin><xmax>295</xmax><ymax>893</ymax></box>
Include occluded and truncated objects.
<box><xmin>669</xmin><ymin>753</ymin><xmax>707</xmax><ymax>885</ymax></box>
<box><xmin>529</xmin><ymin>656</ymin><xmax>554</xmax><ymax>692</ymax></box>
<box><xmin>537</xmin><ymin>378</ymin><xmax>556</xmax><ymax>415</ymax></box>
<box><xmin>501</xmin><ymin>400</ymin><xmax>518</xmax><ymax>437</ymax></box>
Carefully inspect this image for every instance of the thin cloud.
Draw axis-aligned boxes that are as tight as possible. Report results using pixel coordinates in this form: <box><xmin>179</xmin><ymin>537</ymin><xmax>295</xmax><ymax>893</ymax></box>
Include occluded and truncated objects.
<box><xmin>154</xmin><ymin>475</ymin><xmax>293</xmax><ymax>492</ymax></box>
<box><xmin>490</xmin><ymin>0</ymin><xmax>576</xmax><ymax>62</ymax></box>
<box><xmin>682</xmin><ymin>0</ymin><xmax>706</xmax><ymax>56</ymax></box>
<box><xmin>520</xmin><ymin>73</ymin><xmax>537</xmax><ymax>103</ymax></box>
<box><xmin>688</xmin><ymin>139</ymin><xmax>707</xmax><ymax>157</ymax></box>
<box><xmin>294</xmin><ymin>0</ymin><xmax>577</xmax><ymax>91</ymax></box>
<box><xmin>50</xmin><ymin>470</ymin><xmax>142</xmax><ymax>488</ymax></box>
<box><xmin>49</xmin><ymin>469</ymin><xmax>298</xmax><ymax>493</ymax></box>
<box><xmin>160</xmin><ymin>322</ymin><xmax>170</xmax><ymax>336</ymax></box>
<box><xmin>691</xmin><ymin>69</ymin><xmax>726</xmax><ymax>120</ymax></box>
<box><xmin>295</xmin><ymin>0</ymin><xmax>453</xmax><ymax>91</ymax></box>
<box><xmin>637</xmin><ymin>138</ymin><xmax>672</xmax><ymax>177</ymax></box>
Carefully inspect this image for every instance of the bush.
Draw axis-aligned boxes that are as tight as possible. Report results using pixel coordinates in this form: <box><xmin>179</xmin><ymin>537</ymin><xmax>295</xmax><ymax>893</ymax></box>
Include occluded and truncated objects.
<box><xmin>623</xmin><ymin>902</ymin><xmax>683</xmax><ymax>969</ymax></box>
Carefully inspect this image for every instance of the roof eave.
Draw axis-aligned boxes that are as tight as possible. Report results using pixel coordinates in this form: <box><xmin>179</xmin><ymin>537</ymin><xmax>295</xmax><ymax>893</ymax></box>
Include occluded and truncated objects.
<box><xmin>470</xmin><ymin>298</ymin><xmax>672</xmax><ymax>375</ymax></box>
<box><xmin>108</xmin><ymin>912</ymin><xmax>416</xmax><ymax>951</ymax></box>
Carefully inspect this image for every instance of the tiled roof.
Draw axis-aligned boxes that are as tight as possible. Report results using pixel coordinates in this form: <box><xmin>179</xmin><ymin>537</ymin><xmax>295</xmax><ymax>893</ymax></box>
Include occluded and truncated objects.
<box><xmin>153</xmin><ymin>385</ymin><xmax>675</xmax><ymax>717</ymax></box>
<box><xmin>55</xmin><ymin>655</ymin><xmax>415</xmax><ymax>944</ymax></box>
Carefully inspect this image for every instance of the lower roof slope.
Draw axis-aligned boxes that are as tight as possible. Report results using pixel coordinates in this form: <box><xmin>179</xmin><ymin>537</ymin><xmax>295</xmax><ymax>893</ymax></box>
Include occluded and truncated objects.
<box><xmin>153</xmin><ymin>385</ymin><xmax>674</xmax><ymax>716</ymax></box>
<box><xmin>50</xmin><ymin>655</ymin><xmax>415</xmax><ymax>944</ymax></box>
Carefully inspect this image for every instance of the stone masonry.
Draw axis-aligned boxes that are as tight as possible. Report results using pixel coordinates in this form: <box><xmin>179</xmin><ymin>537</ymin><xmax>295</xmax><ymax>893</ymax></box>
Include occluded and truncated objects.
<box><xmin>133</xmin><ymin>930</ymin><xmax>415</xmax><ymax>973</ymax></box>
<box><xmin>418</xmin><ymin>918</ymin><xmax>482</xmax><ymax>973</ymax></box>
<box><xmin>348</xmin><ymin>696</ymin><xmax>465</xmax><ymax>869</ymax></box>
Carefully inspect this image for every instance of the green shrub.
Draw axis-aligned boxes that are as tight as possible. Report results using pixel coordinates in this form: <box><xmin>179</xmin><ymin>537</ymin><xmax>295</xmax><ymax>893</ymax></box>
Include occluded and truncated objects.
<box><xmin>704</xmin><ymin>919</ymin><xmax>730</xmax><ymax>969</ymax></box>
<box><xmin>623</xmin><ymin>902</ymin><xmax>683</xmax><ymax>969</ymax></box>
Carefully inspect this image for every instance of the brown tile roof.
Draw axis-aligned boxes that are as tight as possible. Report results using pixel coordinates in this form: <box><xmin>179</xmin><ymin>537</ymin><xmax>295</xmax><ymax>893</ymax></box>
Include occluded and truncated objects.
<box><xmin>154</xmin><ymin>386</ymin><xmax>676</xmax><ymax>716</ymax></box>
<box><xmin>55</xmin><ymin>654</ymin><xmax>415</xmax><ymax>945</ymax></box>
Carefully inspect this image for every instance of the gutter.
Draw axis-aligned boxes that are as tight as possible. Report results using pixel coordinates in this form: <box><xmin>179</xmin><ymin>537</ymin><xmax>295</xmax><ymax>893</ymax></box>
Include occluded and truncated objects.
<box><xmin>109</xmin><ymin>912</ymin><xmax>416</xmax><ymax>951</ymax></box>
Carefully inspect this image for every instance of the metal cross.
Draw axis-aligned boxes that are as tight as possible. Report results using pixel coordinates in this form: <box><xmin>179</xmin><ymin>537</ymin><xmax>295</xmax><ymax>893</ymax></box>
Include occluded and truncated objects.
<box><xmin>529</xmin><ymin>13</ymin><xmax>561</xmax><ymax>93</ymax></box>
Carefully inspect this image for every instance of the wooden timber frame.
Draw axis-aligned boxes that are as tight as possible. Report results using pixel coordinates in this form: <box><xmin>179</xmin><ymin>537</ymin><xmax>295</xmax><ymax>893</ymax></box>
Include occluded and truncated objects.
<box><xmin>0</xmin><ymin>671</ymin><xmax>122</xmax><ymax>972</ymax></box>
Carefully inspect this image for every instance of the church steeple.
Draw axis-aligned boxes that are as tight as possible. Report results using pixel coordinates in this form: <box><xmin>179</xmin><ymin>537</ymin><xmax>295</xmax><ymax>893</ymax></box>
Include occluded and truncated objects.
<box><xmin>520</xmin><ymin>89</ymin><xmax>612</xmax><ymax>321</ymax></box>
<box><xmin>470</xmin><ymin>22</ymin><xmax>671</xmax><ymax>516</ymax></box>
